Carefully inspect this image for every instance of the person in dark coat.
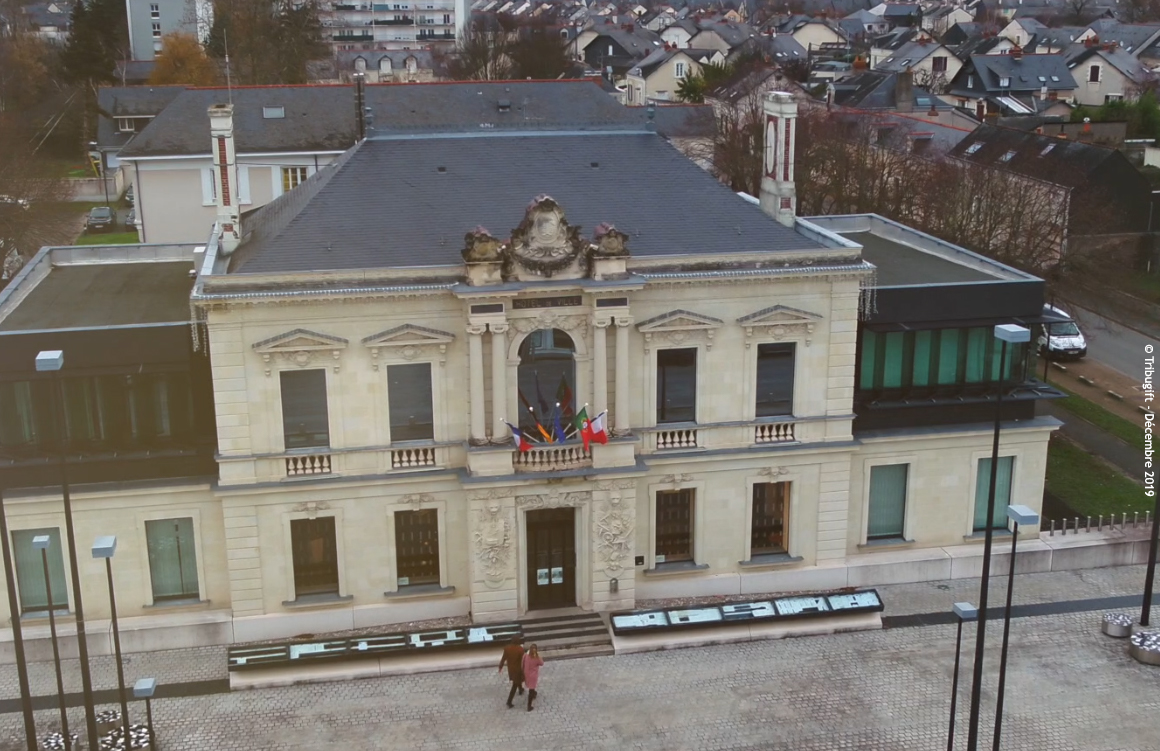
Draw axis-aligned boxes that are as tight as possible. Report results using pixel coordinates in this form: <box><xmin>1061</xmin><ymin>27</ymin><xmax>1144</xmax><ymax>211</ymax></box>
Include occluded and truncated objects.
<box><xmin>498</xmin><ymin>635</ymin><xmax>525</xmax><ymax>708</ymax></box>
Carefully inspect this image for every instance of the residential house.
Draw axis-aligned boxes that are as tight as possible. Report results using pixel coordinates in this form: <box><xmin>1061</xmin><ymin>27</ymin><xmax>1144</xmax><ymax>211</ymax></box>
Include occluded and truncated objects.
<box><xmin>17</xmin><ymin>1</ymin><xmax>72</xmax><ymax>43</ymax></box>
<box><xmin>947</xmin><ymin>52</ymin><xmax>1076</xmax><ymax>117</ymax></box>
<box><xmin>660</xmin><ymin>17</ymin><xmax>699</xmax><ymax>47</ymax></box>
<box><xmin>950</xmin><ymin>123</ymin><xmax>1152</xmax><ymax>235</ymax></box>
<box><xmin>96</xmin><ymin>85</ymin><xmax>187</xmax><ymax>180</ymax></box>
<box><xmin>875</xmin><ymin>38</ymin><xmax>963</xmax><ymax>90</ymax></box>
<box><xmin>942</xmin><ymin>22</ymin><xmax>987</xmax><ymax>47</ymax></box>
<box><xmin>580</xmin><ymin>21</ymin><xmax>663</xmax><ymax>77</ymax></box>
<box><xmin>625</xmin><ymin>48</ymin><xmax>725</xmax><ymax>104</ymax></box>
<box><xmin>922</xmin><ymin>5</ymin><xmax>973</xmax><ymax>37</ymax></box>
<box><xmin>1064</xmin><ymin>41</ymin><xmax>1152</xmax><ymax>106</ymax></box>
<box><xmin>869</xmin><ymin>2</ymin><xmax>921</xmax><ymax>27</ymax></box>
<box><xmin>999</xmin><ymin>17</ymin><xmax>1047</xmax><ymax>47</ymax></box>
<box><xmin>775</xmin><ymin>16</ymin><xmax>849</xmax><ymax>53</ymax></box>
<box><xmin>840</xmin><ymin>9</ymin><xmax>891</xmax><ymax>40</ymax></box>
<box><xmin>337</xmin><ymin>50</ymin><xmax>439</xmax><ymax>83</ymax></box>
<box><xmin>687</xmin><ymin>22</ymin><xmax>759</xmax><ymax>54</ymax></box>
<box><xmin>1075</xmin><ymin>20</ymin><xmax>1160</xmax><ymax>57</ymax></box>
<box><xmin>870</xmin><ymin>27</ymin><xmax>919</xmax><ymax>67</ymax></box>
<box><xmin>0</xmin><ymin>85</ymin><xmax>1068</xmax><ymax>656</ymax></box>
<box><xmin>952</xmin><ymin>33</ymin><xmax>1016</xmax><ymax>59</ymax></box>
<box><xmin>1029</xmin><ymin>27</ymin><xmax>1085</xmax><ymax>54</ymax></box>
<box><xmin>827</xmin><ymin>69</ymin><xmax>979</xmax><ymax>129</ymax></box>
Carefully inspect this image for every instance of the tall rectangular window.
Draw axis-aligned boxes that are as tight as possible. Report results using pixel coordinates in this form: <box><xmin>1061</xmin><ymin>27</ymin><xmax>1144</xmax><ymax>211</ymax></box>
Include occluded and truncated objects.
<box><xmin>152</xmin><ymin>22</ymin><xmax>161</xmax><ymax>37</ymax></box>
<box><xmin>146</xmin><ymin>518</ymin><xmax>199</xmax><ymax>601</ymax></box>
<box><xmin>150</xmin><ymin>3</ymin><xmax>159</xmax><ymax>18</ymax></box>
<box><xmin>280</xmin><ymin>370</ymin><xmax>330</xmax><ymax>449</ymax></box>
<box><xmin>751</xmin><ymin>482</ymin><xmax>789</xmax><ymax>555</ymax></box>
<box><xmin>755</xmin><ymin>343</ymin><xmax>795</xmax><ymax>417</ymax></box>
<box><xmin>291</xmin><ymin>517</ymin><xmax>339</xmax><ymax>596</ymax></box>
<box><xmin>655</xmin><ymin>489</ymin><xmax>693</xmax><ymax>563</ymax></box>
<box><xmin>281</xmin><ymin>166</ymin><xmax>309</xmax><ymax>192</ymax></box>
<box><xmin>12</xmin><ymin>528</ymin><xmax>68</xmax><ymax>613</ymax></box>
<box><xmin>395</xmin><ymin>509</ymin><xmax>439</xmax><ymax>587</ymax></box>
<box><xmin>656</xmin><ymin>348</ymin><xmax>696</xmax><ymax>423</ymax></box>
<box><xmin>387</xmin><ymin>363</ymin><xmax>433</xmax><ymax>441</ymax></box>
<box><xmin>867</xmin><ymin>464</ymin><xmax>908</xmax><ymax>540</ymax></box>
<box><xmin>974</xmin><ymin>456</ymin><xmax>1014</xmax><ymax>531</ymax></box>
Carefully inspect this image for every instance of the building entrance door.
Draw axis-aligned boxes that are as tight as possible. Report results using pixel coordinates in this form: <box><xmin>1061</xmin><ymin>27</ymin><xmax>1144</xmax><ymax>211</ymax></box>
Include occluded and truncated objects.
<box><xmin>526</xmin><ymin>508</ymin><xmax>576</xmax><ymax>610</ymax></box>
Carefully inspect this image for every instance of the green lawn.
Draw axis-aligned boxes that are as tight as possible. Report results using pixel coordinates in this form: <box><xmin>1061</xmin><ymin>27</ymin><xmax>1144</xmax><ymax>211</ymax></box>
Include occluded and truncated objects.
<box><xmin>1051</xmin><ymin>385</ymin><xmax>1145</xmax><ymax>451</ymax></box>
<box><xmin>1045</xmin><ymin>438</ymin><xmax>1150</xmax><ymax>517</ymax></box>
<box><xmin>74</xmin><ymin>231</ymin><xmax>139</xmax><ymax>246</ymax></box>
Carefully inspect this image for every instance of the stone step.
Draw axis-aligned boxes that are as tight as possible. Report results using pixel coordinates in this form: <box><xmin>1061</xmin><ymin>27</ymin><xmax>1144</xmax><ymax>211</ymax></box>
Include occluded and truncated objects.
<box><xmin>527</xmin><ymin>631</ymin><xmax>610</xmax><ymax>648</ymax></box>
<box><xmin>538</xmin><ymin>642</ymin><xmax>615</xmax><ymax>661</ymax></box>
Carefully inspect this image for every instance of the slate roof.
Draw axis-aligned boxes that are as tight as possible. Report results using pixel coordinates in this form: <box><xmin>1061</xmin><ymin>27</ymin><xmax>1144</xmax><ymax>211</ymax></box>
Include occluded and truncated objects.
<box><xmin>633</xmin><ymin>47</ymin><xmax>715</xmax><ymax>78</ymax></box>
<box><xmin>337</xmin><ymin>49</ymin><xmax>438</xmax><ymax>73</ymax></box>
<box><xmin>1064</xmin><ymin>43</ymin><xmax>1150</xmax><ymax>82</ymax></box>
<box><xmin>766</xmin><ymin>34</ymin><xmax>808</xmax><ymax>62</ymax></box>
<box><xmin>1034</xmin><ymin>26</ymin><xmax>1084</xmax><ymax>49</ymax></box>
<box><xmin>830</xmin><ymin>70</ymin><xmax>951</xmax><ymax>111</ymax></box>
<box><xmin>22</xmin><ymin>1</ymin><xmax>71</xmax><ymax>28</ymax></box>
<box><xmin>948</xmin><ymin>123</ymin><xmax>1121</xmax><ymax>185</ymax></box>
<box><xmin>707</xmin><ymin>65</ymin><xmax>781</xmax><ymax>104</ymax></box>
<box><xmin>228</xmin><ymin>132</ymin><xmax>819</xmax><ymax>274</ymax></box>
<box><xmin>952</xmin><ymin>53</ymin><xmax>1077</xmax><ymax>95</ymax></box>
<box><xmin>943</xmin><ymin>22</ymin><xmax>984</xmax><ymax>45</ymax></box>
<box><xmin>118</xmin><ymin>80</ymin><xmax>682</xmax><ymax>158</ymax></box>
<box><xmin>952</xmin><ymin>34</ymin><xmax>1005</xmax><ymax>58</ymax></box>
<box><xmin>880</xmin><ymin>3</ymin><xmax>920</xmax><ymax>18</ymax></box>
<box><xmin>96</xmin><ymin>85</ymin><xmax>187</xmax><ymax>153</ymax></box>
<box><xmin>872</xmin><ymin>27</ymin><xmax>917</xmax><ymax>51</ymax></box>
<box><xmin>1082</xmin><ymin>21</ymin><xmax>1160</xmax><ymax>53</ymax></box>
<box><xmin>647</xmin><ymin>104</ymin><xmax>715</xmax><ymax>137</ymax></box>
<box><xmin>877</xmin><ymin>40</ymin><xmax>953</xmax><ymax>72</ymax></box>
<box><xmin>587</xmin><ymin>22</ymin><xmax>663</xmax><ymax>60</ymax></box>
<box><xmin>693</xmin><ymin>22</ymin><xmax>758</xmax><ymax>49</ymax></box>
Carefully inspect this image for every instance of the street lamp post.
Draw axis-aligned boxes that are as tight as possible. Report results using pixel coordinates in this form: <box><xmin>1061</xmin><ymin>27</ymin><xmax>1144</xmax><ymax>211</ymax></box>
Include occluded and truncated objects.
<box><xmin>0</xmin><ymin>488</ymin><xmax>38</xmax><ymax>751</ymax></box>
<box><xmin>32</xmin><ymin>535</ymin><xmax>71</xmax><ymax>751</ymax></box>
<box><xmin>36</xmin><ymin>350</ymin><xmax>99</xmax><ymax>751</ymax></box>
<box><xmin>92</xmin><ymin>536</ymin><xmax>131</xmax><ymax>751</ymax></box>
<box><xmin>947</xmin><ymin>602</ymin><xmax>978</xmax><ymax>751</ymax></box>
<box><xmin>133</xmin><ymin>678</ymin><xmax>157</xmax><ymax>751</ymax></box>
<box><xmin>993</xmin><ymin>504</ymin><xmax>1040</xmax><ymax>751</ymax></box>
<box><xmin>1141</xmin><ymin>490</ymin><xmax>1160</xmax><ymax>627</ymax></box>
<box><xmin>965</xmin><ymin>323</ymin><xmax>1030</xmax><ymax>751</ymax></box>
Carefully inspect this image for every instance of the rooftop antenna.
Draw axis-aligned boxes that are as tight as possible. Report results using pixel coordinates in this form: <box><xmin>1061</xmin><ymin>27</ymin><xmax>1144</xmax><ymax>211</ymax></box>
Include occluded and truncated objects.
<box><xmin>224</xmin><ymin>29</ymin><xmax>233</xmax><ymax>104</ymax></box>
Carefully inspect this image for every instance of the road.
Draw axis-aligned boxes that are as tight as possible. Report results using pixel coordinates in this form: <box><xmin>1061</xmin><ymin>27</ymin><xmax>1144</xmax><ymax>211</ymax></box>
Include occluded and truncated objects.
<box><xmin>1066</xmin><ymin>304</ymin><xmax>1156</xmax><ymax>381</ymax></box>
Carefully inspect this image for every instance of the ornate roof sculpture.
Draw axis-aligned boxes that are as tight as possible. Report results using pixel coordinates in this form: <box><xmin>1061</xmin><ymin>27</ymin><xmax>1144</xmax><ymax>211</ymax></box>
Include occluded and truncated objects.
<box><xmin>461</xmin><ymin>196</ymin><xmax>630</xmax><ymax>285</ymax></box>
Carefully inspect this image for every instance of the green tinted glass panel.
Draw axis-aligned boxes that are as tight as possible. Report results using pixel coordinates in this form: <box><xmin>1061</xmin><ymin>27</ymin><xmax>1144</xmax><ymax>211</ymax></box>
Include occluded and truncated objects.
<box><xmin>911</xmin><ymin>331</ymin><xmax>932</xmax><ymax>387</ymax></box>
<box><xmin>146</xmin><ymin>517</ymin><xmax>199</xmax><ymax>601</ymax></box>
<box><xmin>974</xmin><ymin>456</ymin><xmax>1014</xmax><ymax>530</ymax></box>
<box><xmin>964</xmin><ymin>328</ymin><xmax>989</xmax><ymax>383</ymax></box>
<box><xmin>882</xmin><ymin>333</ymin><xmax>905</xmax><ymax>388</ymax></box>
<box><xmin>860</xmin><ymin>331</ymin><xmax>878</xmax><ymax>390</ymax></box>
<box><xmin>12</xmin><ymin>528</ymin><xmax>68</xmax><ymax>612</ymax></box>
<box><xmin>937</xmin><ymin>329</ymin><xmax>961</xmax><ymax>384</ymax></box>
<box><xmin>867</xmin><ymin>464</ymin><xmax>908</xmax><ymax>539</ymax></box>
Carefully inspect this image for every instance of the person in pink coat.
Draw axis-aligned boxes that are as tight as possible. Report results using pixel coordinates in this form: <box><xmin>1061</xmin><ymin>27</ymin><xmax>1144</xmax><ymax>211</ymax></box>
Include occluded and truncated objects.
<box><xmin>521</xmin><ymin>643</ymin><xmax>545</xmax><ymax>711</ymax></box>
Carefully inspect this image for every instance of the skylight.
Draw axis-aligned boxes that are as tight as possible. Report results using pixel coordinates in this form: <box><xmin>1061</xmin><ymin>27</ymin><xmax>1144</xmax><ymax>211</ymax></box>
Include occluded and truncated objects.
<box><xmin>965</xmin><ymin>142</ymin><xmax>982</xmax><ymax>154</ymax></box>
<box><xmin>999</xmin><ymin>150</ymin><xmax>1016</xmax><ymax>162</ymax></box>
<box><xmin>1037</xmin><ymin>76</ymin><xmax>1046</xmax><ymax>82</ymax></box>
<box><xmin>262</xmin><ymin>106</ymin><xmax>285</xmax><ymax>119</ymax></box>
<box><xmin>1051</xmin><ymin>75</ymin><xmax>1060</xmax><ymax>81</ymax></box>
<box><xmin>1040</xmin><ymin>143</ymin><xmax>1056</xmax><ymax>156</ymax></box>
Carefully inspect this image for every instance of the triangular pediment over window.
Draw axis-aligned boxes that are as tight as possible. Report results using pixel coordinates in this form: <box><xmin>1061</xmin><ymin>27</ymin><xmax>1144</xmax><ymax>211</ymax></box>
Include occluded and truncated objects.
<box><xmin>737</xmin><ymin>305</ymin><xmax>824</xmax><ymax>347</ymax></box>
<box><xmin>252</xmin><ymin>328</ymin><xmax>349</xmax><ymax>353</ymax></box>
<box><xmin>362</xmin><ymin>324</ymin><xmax>455</xmax><ymax>369</ymax></box>
<box><xmin>635</xmin><ymin>309</ymin><xmax>724</xmax><ymax>333</ymax></box>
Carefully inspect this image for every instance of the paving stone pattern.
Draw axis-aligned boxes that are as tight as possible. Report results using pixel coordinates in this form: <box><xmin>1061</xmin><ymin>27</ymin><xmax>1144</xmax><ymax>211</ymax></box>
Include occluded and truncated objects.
<box><xmin>1</xmin><ymin>566</ymin><xmax>1158</xmax><ymax>750</ymax></box>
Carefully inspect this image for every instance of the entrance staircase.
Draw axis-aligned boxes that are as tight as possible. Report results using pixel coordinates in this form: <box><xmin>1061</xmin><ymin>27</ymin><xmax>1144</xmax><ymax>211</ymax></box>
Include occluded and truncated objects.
<box><xmin>519</xmin><ymin>610</ymin><xmax>614</xmax><ymax>660</ymax></box>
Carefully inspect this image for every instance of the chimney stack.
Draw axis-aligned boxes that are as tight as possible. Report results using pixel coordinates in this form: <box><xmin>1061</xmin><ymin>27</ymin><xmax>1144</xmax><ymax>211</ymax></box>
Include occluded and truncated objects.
<box><xmin>896</xmin><ymin>69</ymin><xmax>914</xmax><ymax>113</ymax></box>
<box><xmin>759</xmin><ymin>91</ymin><xmax>797</xmax><ymax>227</ymax></box>
<box><xmin>209</xmin><ymin>104</ymin><xmax>241</xmax><ymax>256</ymax></box>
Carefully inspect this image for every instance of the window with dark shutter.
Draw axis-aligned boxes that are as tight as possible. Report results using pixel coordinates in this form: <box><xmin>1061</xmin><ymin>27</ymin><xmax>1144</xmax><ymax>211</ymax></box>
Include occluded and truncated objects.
<box><xmin>755</xmin><ymin>343</ymin><xmax>795</xmax><ymax>417</ymax></box>
<box><xmin>395</xmin><ymin>509</ymin><xmax>440</xmax><ymax>586</ymax></box>
<box><xmin>290</xmin><ymin>517</ymin><xmax>339</xmax><ymax>596</ymax></box>
<box><xmin>387</xmin><ymin>363</ymin><xmax>434</xmax><ymax>441</ymax></box>
<box><xmin>751</xmin><ymin>482</ymin><xmax>789</xmax><ymax>554</ymax></box>
<box><xmin>280</xmin><ymin>370</ymin><xmax>330</xmax><ymax>449</ymax></box>
<box><xmin>655</xmin><ymin>489</ymin><xmax>694</xmax><ymax>563</ymax></box>
<box><xmin>656</xmin><ymin>348</ymin><xmax>696</xmax><ymax>423</ymax></box>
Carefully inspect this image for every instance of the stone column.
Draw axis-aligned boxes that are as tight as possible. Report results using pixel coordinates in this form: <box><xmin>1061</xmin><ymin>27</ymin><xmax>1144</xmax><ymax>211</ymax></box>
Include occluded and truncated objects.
<box><xmin>490</xmin><ymin>322</ymin><xmax>508</xmax><ymax>440</ymax></box>
<box><xmin>593</xmin><ymin>318</ymin><xmax>609</xmax><ymax>415</ymax></box>
<box><xmin>467</xmin><ymin>324</ymin><xmax>487</xmax><ymax>443</ymax></box>
<box><xmin>614</xmin><ymin>316</ymin><xmax>632</xmax><ymax>434</ymax></box>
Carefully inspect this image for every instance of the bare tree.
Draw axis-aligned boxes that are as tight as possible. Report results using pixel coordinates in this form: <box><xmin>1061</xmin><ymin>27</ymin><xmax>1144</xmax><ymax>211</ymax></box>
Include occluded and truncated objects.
<box><xmin>0</xmin><ymin>121</ymin><xmax>73</xmax><ymax>283</ymax></box>
<box><xmin>442</xmin><ymin>18</ymin><xmax>513</xmax><ymax>80</ymax></box>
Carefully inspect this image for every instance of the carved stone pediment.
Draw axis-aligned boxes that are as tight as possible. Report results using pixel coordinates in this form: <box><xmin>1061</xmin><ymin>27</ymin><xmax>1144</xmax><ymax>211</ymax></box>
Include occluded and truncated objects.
<box><xmin>460</xmin><ymin>196</ymin><xmax>630</xmax><ymax>284</ymax></box>
<box><xmin>737</xmin><ymin>305</ymin><xmax>824</xmax><ymax>347</ymax></box>
<box><xmin>252</xmin><ymin>328</ymin><xmax>349</xmax><ymax>375</ymax></box>
<box><xmin>362</xmin><ymin>324</ymin><xmax>455</xmax><ymax>369</ymax></box>
<box><xmin>637</xmin><ymin>309</ymin><xmax>723</xmax><ymax>352</ymax></box>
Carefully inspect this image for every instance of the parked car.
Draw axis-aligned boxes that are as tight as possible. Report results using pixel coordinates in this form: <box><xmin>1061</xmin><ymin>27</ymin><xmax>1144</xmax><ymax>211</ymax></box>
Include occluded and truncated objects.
<box><xmin>86</xmin><ymin>206</ymin><xmax>116</xmax><ymax>233</ymax></box>
<box><xmin>124</xmin><ymin>184</ymin><xmax>134</xmax><ymax>206</ymax></box>
<box><xmin>126</xmin><ymin>208</ymin><xmax>137</xmax><ymax>230</ymax></box>
<box><xmin>1038</xmin><ymin>304</ymin><xmax>1087</xmax><ymax>361</ymax></box>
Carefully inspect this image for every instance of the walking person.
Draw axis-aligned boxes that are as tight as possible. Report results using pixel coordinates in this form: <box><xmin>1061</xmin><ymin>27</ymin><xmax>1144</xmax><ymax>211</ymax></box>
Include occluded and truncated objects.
<box><xmin>522</xmin><ymin>643</ymin><xmax>545</xmax><ymax>712</ymax></box>
<box><xmin>498</xmin><ymin>635</ymin><xmax>525</xmax><ymax>708</ymax></box>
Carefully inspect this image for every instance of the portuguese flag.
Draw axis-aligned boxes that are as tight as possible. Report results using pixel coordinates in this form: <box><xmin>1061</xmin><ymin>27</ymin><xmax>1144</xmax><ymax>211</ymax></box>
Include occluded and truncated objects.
<box><xmin>574</xmin><ymin>407</ymin><xmax>609</xmax><ymax>451</ymax></box>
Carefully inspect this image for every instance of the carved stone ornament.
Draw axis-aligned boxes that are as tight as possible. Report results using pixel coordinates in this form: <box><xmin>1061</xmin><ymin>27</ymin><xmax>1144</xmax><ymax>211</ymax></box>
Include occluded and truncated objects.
<box><xmin>400</xmin><ymin>493</ymin><xmax>434</xmax><ymax>508</ymax></box>
<box><xmin>636</xmin><ymin>310</ymin><xmax>723</xmax><ymax>353</ymax></box>
<box><xmin>459</xmin><ymin>196</ymin><xmax>631</xmax><ymax>284</ymax></box>
<box><xmin>467</xmin><ymin>487</ymin><xmax>510</xmax><ymax>502</ymax></box>
<box><xmin>472</xmin><ymin>502</ymin><xmax>513</xmax><ymax>589</ymax></box>
<box><xmin>362</xmin><ymin>324</ymin><xmax>454</xmax><ymax>370</ymax></box>
<box><xmin>509</xmin><ymin>309</ymin><xmax>589</xmax><ymax>341</ymax></box>
<box><xmin>515</xmin><ymin>488</ymin><xmax>591</xmax><ymax>509</ymax></box>
<box><xmin>660</xmin><ymin>473</ymin><xmax>695</xmax><ymax>485</ymax></box>
<box><xmin>737</xmin><ymin>305</ymin><xmax>824</xmax><ymax>348</ymax></box>
<box><xmin>292</xmin><ymin>501</ymin><xmax>331</xmax><ymax>519</ymax></box>
<box><xmin>595</xmin><ymin>493</ymin><xmax>635</xmax><ymax>577</ymax></box>
<box><xmin>595</xmin><ymin>480</ymin><xmax>637</xmax><ymax>491</ymax></box>
<box><xmin>760</xmin><ymin>466</ymin><xmax>790</xmax><ymax>478</ymax></box>
<box><xmin>252</xmin><ymin>329</ymin><xmax>349</xmax><ymax>376</ymax></box>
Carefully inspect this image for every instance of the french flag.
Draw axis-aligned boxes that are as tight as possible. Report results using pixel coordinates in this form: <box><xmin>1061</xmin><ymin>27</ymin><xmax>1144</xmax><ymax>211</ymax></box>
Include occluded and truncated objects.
<box><xmin>504</xmin><ymin>421</ymin><xmax>533</xmax><ymax>452</ymax></box>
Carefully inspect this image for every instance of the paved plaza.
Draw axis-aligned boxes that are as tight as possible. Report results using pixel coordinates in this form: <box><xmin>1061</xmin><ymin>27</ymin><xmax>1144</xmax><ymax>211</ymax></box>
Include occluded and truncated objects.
<box><xmin>2</xmin><ymin>566</ymin><xmax>1159</xmax><ymax>750</ymax></box>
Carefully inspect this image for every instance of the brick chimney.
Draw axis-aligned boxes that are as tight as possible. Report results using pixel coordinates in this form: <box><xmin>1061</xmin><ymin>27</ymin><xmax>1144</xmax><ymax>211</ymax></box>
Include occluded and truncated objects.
<box><xmin>759</xmin><ymin>91</ymin><xmax>797</xmax><ymax>227</ymax></box>
<box><xmin>209</xmin><ymin>104</ymin><xmax>241</xmax><ymax>256</ymax></box>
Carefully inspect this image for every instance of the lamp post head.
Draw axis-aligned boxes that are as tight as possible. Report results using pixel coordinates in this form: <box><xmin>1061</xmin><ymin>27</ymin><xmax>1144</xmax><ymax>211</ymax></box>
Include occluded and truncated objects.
<box><xmin>1006</xmin><ymin>504</ymin><xmax>1040</xmax><ymax>527</ymax></box>
<box><xmin>31</xmin><ymin>535</ymin><xmax>51</xmax><ymax>550</ymax></box>
<box><xmin>133</xmin><ymin>677</ymin><xmax>157</xmax><ymax>699</ymax></box>
<box><xmin>994</xmin><ymin>323</ymin><xmax>1030</xmax><ymax>344</ymax></box>
<box><xmin>35</xmin><ymin>350</ymin><xmax>64</xmax><ymax>372</ymax></box>
<box><xmin>91</xmin><ymin>535</ymin><xmax>117</xmax><ymax>559</ymax></box>
<box><xmin>953</xmin><ymin>602</ymin><xmax>979</xmax><ymax>621</ymax></box>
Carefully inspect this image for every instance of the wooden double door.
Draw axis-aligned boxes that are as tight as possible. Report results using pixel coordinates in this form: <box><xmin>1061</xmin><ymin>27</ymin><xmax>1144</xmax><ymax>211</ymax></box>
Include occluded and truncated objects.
<box><xmin>526</xmin><ymin>508</ymin><xmax>576</xmax><ymax>610</ymax></box>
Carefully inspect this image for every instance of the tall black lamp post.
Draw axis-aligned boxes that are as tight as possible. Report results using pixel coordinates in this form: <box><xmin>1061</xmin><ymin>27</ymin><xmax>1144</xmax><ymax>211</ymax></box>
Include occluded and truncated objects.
<box><xmin>92</xmin><ymin>535</ymin><xmax>131</xmax><ymax>751</ymax></box>
<box><xmin>36</xmin><ymin>349</ymin><xmax>100</xmax><ymax>751</ymax></box>
<box><xmin>992</xmin><ymin>504</ymin><xmax>1040</xmax><ymax>751</ymax></box>
<box><xmin>1141</xmin><ymin>491</ymin><xmax>1160</xmax><ymax>627</ymax></box>
<box><xmin>32</xmin><ymin>535</ymin><xmax>70</xmax><ymax>751</ymax></box>
<box><xmin>965</xmin><ymin>323</ymin><xmax>1030</xmax><ymax>751</ymax></box>
<box><xmin>0</xmin><ymin>488</ymin><xmax>38</xmax><ymax>751</ymax></box>
<box><xmin>133</xmin><ymin>678</ymin><xmax>157</xmax><ymax>750</ymax></box>
<box><xmin>947</xmin><ymin>601</ymin><xmax>978</xmax><ymax>751</ymax></box>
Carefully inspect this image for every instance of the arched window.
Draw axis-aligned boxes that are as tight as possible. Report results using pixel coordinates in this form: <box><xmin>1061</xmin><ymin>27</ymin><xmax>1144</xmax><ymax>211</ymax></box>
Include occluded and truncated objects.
<box><xmin>354</xmin><ymin>56</ymin><xmax>367</xmax><ymax>72</ymax></box>
<box><xmin>405</xmin><ymin>55</ymin><xmax>418</xmax><ymax>74</ymax></box>
<box><xmin>517</xmin><ymin>329</ymin><xmax>576</xmax><ymax>440</ymax></box>
<box><xmin>379</xmin><ymin>56</ymin><xmax>393</xmax><ymax>74</ymax></box>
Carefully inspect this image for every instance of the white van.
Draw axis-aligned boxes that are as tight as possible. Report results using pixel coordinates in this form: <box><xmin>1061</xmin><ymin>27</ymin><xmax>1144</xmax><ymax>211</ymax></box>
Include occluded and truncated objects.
<box><xmin>1038</xmin><ymin>304</ymin><xmax>1087</xmax><ymax>360</ymax></box>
